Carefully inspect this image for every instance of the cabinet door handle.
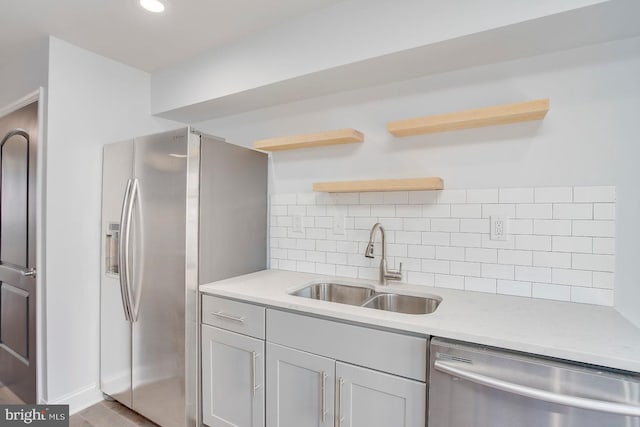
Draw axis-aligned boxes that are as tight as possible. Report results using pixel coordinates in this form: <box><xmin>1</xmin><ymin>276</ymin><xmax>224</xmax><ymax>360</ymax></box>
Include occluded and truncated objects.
<box><xmin>321</xmin><ymin>371</ymin><xmax>328</xmax><ymax>423</ymax></box>
<box><xmin>211</xmin><ymin>311</ymin><xmax>245</xmax><ymax>323</ymax></box>
<box><xmin>337</xmin><ymin>377</ymin><xmax>345</xmax><ymax>426</ymax></box>
<box><xmin>251</xmin><ymin>351</ymin><xmax>260</xmax><ymax>396</ymax></box>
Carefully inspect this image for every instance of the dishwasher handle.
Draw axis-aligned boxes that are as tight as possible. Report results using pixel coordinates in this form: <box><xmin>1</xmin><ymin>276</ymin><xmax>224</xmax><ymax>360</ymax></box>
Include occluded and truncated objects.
<box><xmin>434</xmin><ymin>360</ymin><xmax>640</xmax><ymax>417</ymax></box>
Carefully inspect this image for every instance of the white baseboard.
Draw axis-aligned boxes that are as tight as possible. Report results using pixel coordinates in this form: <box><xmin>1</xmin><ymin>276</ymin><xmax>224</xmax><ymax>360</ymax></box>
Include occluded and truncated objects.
<box><xmin>45</xmin><ymin>383</ymin><xmax>104</xmax><ymax>415</ymax></box>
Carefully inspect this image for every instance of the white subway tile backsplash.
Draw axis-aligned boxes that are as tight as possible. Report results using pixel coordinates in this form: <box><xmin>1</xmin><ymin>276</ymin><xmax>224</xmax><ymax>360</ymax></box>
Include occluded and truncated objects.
<box><xmin>498</xmin><ymin>249</ymin><xmax>533</xmax><ymax>266</ymax></box>
<box><xmin>532</xmin><ymin>283</ymin><xmax>571</xmax><ymax>301</ymax></box>
<box><xmin>408</xmin><ymin>244</ymin><xmax>436</xmax><ymax>259</ymax></box>
<box><xmin>499</xmin><ymin>188</ymin><xmax>534</xmax><ymax>203</ymax></box>
<box><xmin>593</xmin><ymin>272</ymin><xmax>615</xmax><ymax>289</ymax></box>
<box><xmin>396</xmin><ymin>231</ymin><xmax>422</xmax><ymax>244</ymax></box>
<box><xmin>553</xmin><ymin>204</ymin><xmax>592</xmax><ymax>220</ymax></box>
<box><xmin>371</xmin><ymin>205</ymin><xmax>396</xmax><ymax>217</ymax></box>
<box><xmin>515</xmin><ymin>235</ymin><xmax>552</xmax><ymax>251</ymax></box>
<box><xmin>571</xmin><ymin>287</ymin><xmax>614</xmax><ymax>305</ymax></box>
<box><xmin>534</xmin><ymin>187</ymin><xmax>572</xmax><ymax>203</ymax></box>
<box><xmin>383</xmin><ymin>191</ymin><xmax>408</xmax><ymax>204</ymax></box>
<box><xmin>593</xmin><ymin>203</ymin><xmax>615</xmax><ymax>220</ymax></box>
<box><xmin>533</xmin><ymin>220</ymin><xmax>572</xmax><ymax>236</ymax></box>
<box><xmin>422</xmin><ymin>204</ymin><xmax>452</xmax><ymax>218</ymax></box>
<box><xmin>451</xmin><ymin>204</ymin><xmax>482</xmax><ymax>218</ymax></box>
<box><xmin>466</xmin><ymin>248</ymin><xmax>497</xmax><ymax>263</ymax></box>
<box><xmin>515</xmin><ymin>266</ymin><xmax>551</xmax><ymax>283</ymax></box>
<box><xmin>436</xmin><ymin>190</ymin><xmax>467</xmax><ymax>204</ymax></box>
<box><xmin>572</xmin><ymin>254</ymin><xmax>615</xmax><ymax>272</ymax></box>
<box><xmin>552</xmin><ymin>268</ymin><xmax>592</xmax><ymax>287</ymax></box>
<box><xmin>533</xmin><ymin>251</ymin><xmax>571</xmax><ymax>268</ymax></box>
<box><xmin>422</xmin><ymin>259</ymin><xmax>450</xmax><ymax>274</ymax></box>
<box><xmin>467</xmin><ymin>189</ymin><xmax>499</xmax><ymax>204</ymax></box>
<box><xmin>435</xmin><ymin>246</ymin><xmax>465</xmax><ymax>261</ymax></box>
<box><xmin>450</xmin><ymin>261</ymin><xmax>481</xmax><ymax>277</ymax></box>
<box><xmin>271</xmin><ymin>185</ymin><xmax>616</xmax><ymax>306</ymax></box>
<box><xmin>435</xmin><ymin>274</ymin><xmax>464</xmax><ymax>290</ymax></box>
<box><xmin>465</xmin><ymin>277</ymin><xmax>497</xmax><ymax>293</ymax></box>
<box><xmin>431</xmin><ymin>219</ymin><xmax>460</xmax><ymax>232</ymax></box>
<box><xmin>460</xmin><ymin>219</ymin><xmax>490</xmax><ymax>233</ymax></box>
<box><xmin>516</xmin><ymin>204</ymin><xmax>552</xmax><ymax>219</ymax></box>
<box><xmin>552</xmin><ymin>236</ymin><xmax>592</xmax><ymax>253</ymax></box>
<box><xmin>451</xmin><ymin>232</ymin><xmax>482</xmax><ymax>248</ymax></box>
<box><xmin>482</xmin><ymin>204</ymin><xmax>516</xmax><ymax>218</ymax></box>
<box><xmin>335</xmin><ymin>265</ymin><xmax>358</xmax><ymax>278</ymax></box>
<box><xmin>348</xmin><ymin>205</ymin><xmax>371</xmax><ymax>217</ymax></box>
<box><xmin>573</xmin><ymin>186</ymin><xmax>615</xmax><ymax>203</ymax></box>
<box><xmin>508</xmin><ymin>219</ymin><xmax>533</xmax><ymax>235</ymax></box>
<box><xmin>396</xmin><ymin>205</ymin><xmax>422</xmax><ymax>217</ymax></box>
<box><xmin>593</xmin><ymin>238</ymin><xmax>615</xmax><ymax>255</ymax></box>
<box><xmin>407</xmin><ymin>271</ymin><xmax>434</xmax><ymax>286</ymax></box>
<box><xmin>497</xmin><ymin>280</ymin><xmax>532</xmax><ymax>297</ymax></box>
<box><xmin>359</xmin><ymin>192</ymin><xmax>385</xmax><ymax>204</ymax></box>
<box><xmin>422</xmin><ymin>232</ymin><xmax>450</xmax><ymax>246</ymax></box>
<box><xmin>316</xmin><ymin>240</ymin><xmax>337</xmax><ymax>252</ymax></box>
<box><xmin>404</xmin><ymin>218</ymin><xmax>431</xmax><ymax>231</ymax></box>
<box><xmin>409</xmin><ymin>191</ymin><xmax>439</xmax><ymax>204</ymax></box>
<box><xmin>481</xmin><ymin>263</ymin><xmax>514</xmax><ymax>280</ymax></box>
<box><xmin>297</xmin><ymin>193</ymin><xmax>317</xmax><ymax>205</ymax></box>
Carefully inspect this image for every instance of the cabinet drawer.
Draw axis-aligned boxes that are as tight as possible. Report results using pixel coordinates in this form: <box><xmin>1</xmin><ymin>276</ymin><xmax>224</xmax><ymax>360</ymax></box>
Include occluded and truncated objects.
<box><xmin>202</xmin><ymin>295</ymin><xmax>265</xmax><ymax>339</ymax></box>
<box><xmin>267</xmin><ymin>309</ymin><xmax>427</xmax><ymax>381</ymax></box>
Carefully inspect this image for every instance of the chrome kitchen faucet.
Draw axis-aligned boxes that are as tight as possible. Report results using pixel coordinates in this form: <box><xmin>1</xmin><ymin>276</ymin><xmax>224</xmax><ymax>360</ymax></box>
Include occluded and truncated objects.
<box><xmin>365</xmin><ymin>223</ymin><xmax>402</xmax><ymax>285</ymax></box>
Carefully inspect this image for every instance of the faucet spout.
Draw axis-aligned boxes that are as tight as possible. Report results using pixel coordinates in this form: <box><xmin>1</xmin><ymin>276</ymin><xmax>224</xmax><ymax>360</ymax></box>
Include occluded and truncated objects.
<box><xmin>364</xmin><ymin>223</ymin><xmax>402</xmax><ymax>285</ymax></box>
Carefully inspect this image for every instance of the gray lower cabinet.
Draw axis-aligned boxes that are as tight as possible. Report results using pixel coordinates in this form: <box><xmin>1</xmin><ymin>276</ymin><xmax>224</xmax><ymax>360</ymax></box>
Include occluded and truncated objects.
<box><xmin>202</xmin><ymin>325</ymin><xmax>265</xmax><ymax>427</ymax></box>
<box><xmin>266</xmin><ymin>341</ymin><xmax>426</xmax><ymax>427</ymax></box>
<box><xmin>336</xmin><ymin>362</ymin><xmax>426</xmax><ymax>427</ymax></box>
<box><xmin>267</xmin><ymin>343</ymin><xmax>335</xmax><ymax>427</ymax></box>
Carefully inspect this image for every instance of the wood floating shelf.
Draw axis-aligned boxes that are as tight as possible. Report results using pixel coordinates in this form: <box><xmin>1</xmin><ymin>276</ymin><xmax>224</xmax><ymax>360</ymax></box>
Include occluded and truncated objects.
<box><xmin>387</xmin><ymin>98</ymin><xmax>550</xmax><ymax>137</ymax></box>
<box><xmin>313</xmin><ymin>177</ymin><xmax>444</xmax><ymax>193</ymax></box>
<box><xmin>254</xmin><ymin>128</ymin><xmax>364</xmax><ymax>151</ymax></box>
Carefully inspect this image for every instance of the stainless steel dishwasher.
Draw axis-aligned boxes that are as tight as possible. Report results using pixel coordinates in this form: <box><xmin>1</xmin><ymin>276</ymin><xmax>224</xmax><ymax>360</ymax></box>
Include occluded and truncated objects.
<box><xmin>429</xmin><ymin>338</ymin><xmax>640</xmax><ymax>427</ymax></box>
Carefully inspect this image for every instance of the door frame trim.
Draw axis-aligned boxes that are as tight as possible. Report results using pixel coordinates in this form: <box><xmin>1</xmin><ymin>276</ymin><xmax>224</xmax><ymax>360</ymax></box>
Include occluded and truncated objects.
<box><xmin>0</xmin><ymin>88</ymin><xmax>47</xmax><ymax>404</ymax></box>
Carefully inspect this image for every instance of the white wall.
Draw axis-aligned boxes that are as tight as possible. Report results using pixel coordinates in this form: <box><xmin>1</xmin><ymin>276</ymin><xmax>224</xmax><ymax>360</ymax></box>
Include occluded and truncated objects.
<box><xmin>151</xmin><ymin>0</ymin><xmax>605</xmax><ymax>116</ymax></box>
<box><xmin>45</xmin><ymin>37</ymin><xmax>180</xmax><ymax>410</ymax></box>
<box><xmin>0</xmin><ymin>38</ymin><xmax>48</xmax><ymax>109</ymax></box>
<box><xmin>196</xmin><ymin>37</ymin><xmax>640</xmax><ymax>326</ymax></box>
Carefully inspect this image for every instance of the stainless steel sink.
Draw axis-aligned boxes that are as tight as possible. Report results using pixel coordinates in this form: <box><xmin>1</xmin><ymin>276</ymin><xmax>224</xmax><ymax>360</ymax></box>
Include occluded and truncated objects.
<box><xmin>290</xmin><ymin>282</ymin><xmax>442</xmax><ymax>315</ymax></box>
<box><xmin>291</xmin><ymin>282</ymin><xmax>375</xmax><ymax>306</ymax></box>
<box><xmin>362</xmin><ymin>293</ymin><xmax>441</xmax><ymax>315</ymax></box>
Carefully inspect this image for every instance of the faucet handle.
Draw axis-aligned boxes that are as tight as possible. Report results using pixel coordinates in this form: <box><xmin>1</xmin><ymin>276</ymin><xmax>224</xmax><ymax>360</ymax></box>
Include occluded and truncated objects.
<box><xmin>398</xmin><ymin>262</ymin><xmax>403</xmax><ymax>274</ymax></box>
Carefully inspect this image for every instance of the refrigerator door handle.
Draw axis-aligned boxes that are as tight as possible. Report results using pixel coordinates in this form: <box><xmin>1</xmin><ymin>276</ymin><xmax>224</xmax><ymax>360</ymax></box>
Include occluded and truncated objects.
<box><xmin>118</xmin><ymin>179</ymin><xmax>133</xmax><ymax>322</ymax></box>
<box><xmin>434</xmin><ymin>359</ymin><xmax>640</xmax><ymax>417</ymax></box>
<box><xmin>127</xmin><ymin>178</ymin><xmax>142</xmax><ymax>322</ymax></box>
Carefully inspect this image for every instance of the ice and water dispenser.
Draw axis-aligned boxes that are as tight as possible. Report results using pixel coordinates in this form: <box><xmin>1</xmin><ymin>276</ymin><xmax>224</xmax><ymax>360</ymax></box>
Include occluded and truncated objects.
<box><xmin>105</xmin><ymin>222</ymin><xmax>120</xmax><ymax>275</ymax></box>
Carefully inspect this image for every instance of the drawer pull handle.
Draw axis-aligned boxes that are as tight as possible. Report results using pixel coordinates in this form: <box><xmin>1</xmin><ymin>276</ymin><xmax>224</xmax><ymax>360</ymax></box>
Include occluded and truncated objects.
<box><xmin>211</xmin><ymin>311</ymin><xmax>245</xmax><ymax>323</ymax></box>
<box><xmin>321</xmin><ymin>371</ymin><xmax>328</xmax><ymax>422</ymax></box>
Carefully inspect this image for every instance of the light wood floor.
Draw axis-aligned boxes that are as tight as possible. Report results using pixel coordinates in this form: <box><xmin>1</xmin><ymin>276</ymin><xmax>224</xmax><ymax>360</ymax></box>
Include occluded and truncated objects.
<box><xmin>0</xmin><ymin>382</ymin><xmax>158</xmax><ymax>427</ymax></box>
<box><xmin>70</xmin><ymin>400</ymin><xmax>159</xmax><ymax>427</ymax></box>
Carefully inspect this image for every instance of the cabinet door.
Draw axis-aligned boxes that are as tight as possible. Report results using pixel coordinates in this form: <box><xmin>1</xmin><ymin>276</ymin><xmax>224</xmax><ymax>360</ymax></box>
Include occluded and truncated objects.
<box><xmin>336</xmin><ymin>362</ymin><xmax>426</xmax><ymax>427</ymax></box>
<box><xmin>202</xmin><ymin>325</ymin><xmax>264</xmax><ymax>427</ymax></box>
<box><xmin>267</xmin><ymin>343</ymin><xmax>335</xmax><ymax>427</ymax></box>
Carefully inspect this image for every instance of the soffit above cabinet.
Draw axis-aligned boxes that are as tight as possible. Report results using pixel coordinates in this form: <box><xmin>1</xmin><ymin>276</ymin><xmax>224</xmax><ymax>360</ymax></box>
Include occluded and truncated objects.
<box><xmin>152</xmin><ymin>0</ymin><xmax>640</xmax><ymax>122</ymax></box>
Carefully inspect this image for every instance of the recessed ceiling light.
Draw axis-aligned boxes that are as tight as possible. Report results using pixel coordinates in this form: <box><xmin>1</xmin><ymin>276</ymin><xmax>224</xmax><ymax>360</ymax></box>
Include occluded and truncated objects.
<box><xmin>140</xmin><ymin>0</ymin><xmax>165</xmax><ymax>13</ymax></box>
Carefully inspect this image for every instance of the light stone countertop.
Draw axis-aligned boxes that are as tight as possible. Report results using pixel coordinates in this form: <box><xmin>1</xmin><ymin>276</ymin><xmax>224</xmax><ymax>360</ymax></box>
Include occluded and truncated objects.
<box><xmin>200</xmin><ymin>269</ymin><xmax>640</xmax><ymax>373</ymax></box>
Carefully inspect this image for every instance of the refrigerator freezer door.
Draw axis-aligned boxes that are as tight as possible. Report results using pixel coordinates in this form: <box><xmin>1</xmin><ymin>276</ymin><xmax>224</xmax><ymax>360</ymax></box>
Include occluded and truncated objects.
<box><xmin>130</xmin><ymin>128</ymin><xmax>189</xmax><ymax>427</ymax></box>
<box><xmin>100</xmin><ymin>139</ymin><xmax>134</xmax><ymax>408</ymax></box>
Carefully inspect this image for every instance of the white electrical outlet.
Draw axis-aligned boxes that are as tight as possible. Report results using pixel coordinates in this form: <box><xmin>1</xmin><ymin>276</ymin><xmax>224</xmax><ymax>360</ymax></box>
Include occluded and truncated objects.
<box><xmin>293</xmin><ymin>215</ymin><xmax>304</xmax><ymax>233</ymax></box>
<box><xmin>490</xmin><ymin>216</ymin><xmax>508</xmax><ymax>241</ymax></box>
<box><xmin>333</xmin><ymin>214</ymin><xmax>346</xmax><ymax>235</ymax></box>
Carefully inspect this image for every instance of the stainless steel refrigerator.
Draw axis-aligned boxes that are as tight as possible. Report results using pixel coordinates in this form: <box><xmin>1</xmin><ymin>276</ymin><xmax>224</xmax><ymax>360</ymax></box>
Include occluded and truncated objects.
<box><xmin>100</xmin><ymin>127</ymin><xmax>267</xmax><ymax>427</ymax></box>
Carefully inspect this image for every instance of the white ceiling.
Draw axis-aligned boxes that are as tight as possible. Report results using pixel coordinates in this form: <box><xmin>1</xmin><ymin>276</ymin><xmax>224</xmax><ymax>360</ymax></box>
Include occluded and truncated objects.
<box><xmin>0</xmin><ymin>0</ymin><xmax>344</xmax><ymax>72</ymax></box>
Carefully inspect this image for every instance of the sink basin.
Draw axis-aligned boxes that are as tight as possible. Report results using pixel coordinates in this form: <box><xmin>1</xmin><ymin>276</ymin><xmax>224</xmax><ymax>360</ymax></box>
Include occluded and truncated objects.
<box><xmin>291</xmin><ymin>282</ymin><xmax>375</xmax><ymax>306</ymax></box>
<box><xmin>362</xmin><ymin>293</ymin><xmax>441</xmax><ymax>315</ymax></box>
